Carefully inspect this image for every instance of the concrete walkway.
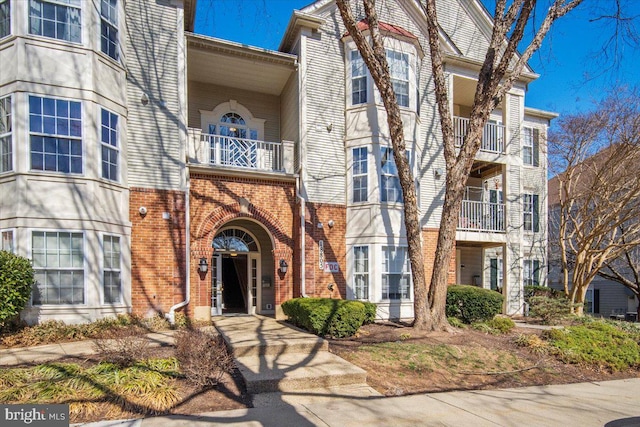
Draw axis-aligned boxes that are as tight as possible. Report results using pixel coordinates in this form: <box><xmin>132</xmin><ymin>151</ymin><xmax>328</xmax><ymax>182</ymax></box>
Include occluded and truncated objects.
<box><xmin>72</xmin><ymin>378</ymin><xmax>640</xmax><ymax>426</ymax></box>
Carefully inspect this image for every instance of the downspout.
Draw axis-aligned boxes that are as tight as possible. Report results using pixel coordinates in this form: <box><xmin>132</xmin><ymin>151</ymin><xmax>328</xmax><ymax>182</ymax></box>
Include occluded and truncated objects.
<box><xmin>297</xmin><ymin>173</ymin><xmax>308</xmax><ymax>297</ymax></box>
<box><xmin>167</xmin><ymin>176</ymin><xmax>190</xmax><ymax>325</ymax></box>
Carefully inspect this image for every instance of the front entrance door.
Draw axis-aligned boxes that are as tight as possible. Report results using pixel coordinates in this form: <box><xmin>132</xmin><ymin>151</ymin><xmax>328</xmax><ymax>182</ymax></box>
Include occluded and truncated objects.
<box><xmin>211</xmin><ymin>252</ymin><xmax>260</xmax><ymax>316</ymax></box>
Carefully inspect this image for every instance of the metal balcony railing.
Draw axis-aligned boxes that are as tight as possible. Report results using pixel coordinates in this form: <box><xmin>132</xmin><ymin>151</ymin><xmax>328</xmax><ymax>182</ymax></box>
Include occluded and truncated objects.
<box><xmin>458</xmin><ymin>200</ymin><xmax>506</xmax><ymax>232</ymax></box>
<box><xmin>454</xmin><ymin>116</ymin><xmax>505</xmax><ymax>154</ymax></box>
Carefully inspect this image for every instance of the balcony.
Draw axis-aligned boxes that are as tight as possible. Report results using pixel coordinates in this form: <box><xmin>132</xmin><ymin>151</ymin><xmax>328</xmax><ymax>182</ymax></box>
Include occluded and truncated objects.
<box><xmin>454</xmin><ymin>116</ymin><xmax>505</xmax><ymax>154</ymax></box>
<box><xmin>187</xmin><ymin>128</ymin><xmax>295</xmax><ymax>174</ymax></box>
<box><xmin>458</xmin><ymin>200</ymin><xmax>505</xmax><ymax>232</ymax></box>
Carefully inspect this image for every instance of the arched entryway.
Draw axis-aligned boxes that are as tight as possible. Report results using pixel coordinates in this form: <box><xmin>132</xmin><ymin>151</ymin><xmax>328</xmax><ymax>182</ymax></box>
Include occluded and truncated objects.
<box><xmin>211</xmin><ymin>221</ymin><xmax>275</xmax><ymax>316</ymax></box>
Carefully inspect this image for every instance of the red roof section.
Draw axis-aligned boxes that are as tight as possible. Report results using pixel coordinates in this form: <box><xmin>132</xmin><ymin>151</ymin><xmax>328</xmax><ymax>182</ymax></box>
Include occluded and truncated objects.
<box><xmin>344</xmin><ymin>19</ymin><xmax>418</xmax><ymax>40</ymax></box>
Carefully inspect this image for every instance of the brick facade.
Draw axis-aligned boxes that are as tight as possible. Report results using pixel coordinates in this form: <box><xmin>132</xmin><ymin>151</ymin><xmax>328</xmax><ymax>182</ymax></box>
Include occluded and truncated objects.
<box><xmin>189</xmin><ymin>174</ymin><xmax>297</xmax><ymax>318</ymax></box>
<box><xmin>422</xmin><ymin>228</ymin><xmax>457</xmax><ymax>286</ymax></box>
<box><xmin>130</xmin><ymin>188</ymin><xmax>187</xmax><ymax>317</ymax></box>
<box><xmin>302</xmin><ymin>202</ymin><xmax>348</xmax><ymax>299</ymax></box>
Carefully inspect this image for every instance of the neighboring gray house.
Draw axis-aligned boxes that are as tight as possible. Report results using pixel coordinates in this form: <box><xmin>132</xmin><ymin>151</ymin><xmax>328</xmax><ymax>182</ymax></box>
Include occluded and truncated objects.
<box><xmin>0</xmin><ymin>0</ymin><xmax>554</xmax><ymax>325</ymax></box>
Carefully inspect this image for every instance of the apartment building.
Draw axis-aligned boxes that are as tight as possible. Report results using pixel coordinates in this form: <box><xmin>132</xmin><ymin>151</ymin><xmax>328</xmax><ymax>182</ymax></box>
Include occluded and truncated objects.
<box><xmin>0</xmin><ymin>0</ymin><xmax>553</xmax><ymax>324</ymax></box>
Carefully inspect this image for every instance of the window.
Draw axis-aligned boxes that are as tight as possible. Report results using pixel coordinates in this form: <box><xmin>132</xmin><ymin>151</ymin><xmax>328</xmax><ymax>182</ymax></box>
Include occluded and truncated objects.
<box><xmin>352</xmin><ymin>147</ymin><xmax>368</xmax><ymax>202</ymax></box>
<box><xmin>0</xmin><ymin>0</ymin><xmax>10</xmax><ymax>38</ymax></box>
<box><xmin>523</xmin><ymin>193</ymin><xmax>539</xmax><ymax>232</ymax></box>
<box><xmin>353</xmin><ymin>246</ymin><xmax>369</xmax><ymax>299</ymax></box>
<box><xmin>101</xmin><ymin>108</ymin><xmax>118</xmax><ymax>181</ymax></box>
<box><xmin>1</xmin><ymin>230</ymin><xmax>14</xmax><ymax>252</ymax></box>
<box><xmin>29</xmin><ymin>0</ymin><xmax>81</xmax><ymax>43</ymax></box>
<box><xmin>32</xmin><ymin>231</ymin><xmax>84</xmax><ymax>305</ymax></box>
<box><xmin>29</xmin><ymin>96</ymin><xmax>82</xmax><ymax>174</ymax></box>
<box><xmin>386</xmin><ymin>49</ymin><xmax>409</xmax><ymax>107</ymax></box>
<box><xmin>103</xmin><ymin>235</ymin><xmax>121</xmax><ymax>303</ymax></box>
<box><xmin>381</xmin><ymin>147</ymin><xmax>409</xmax><ymax>203</ymax></box>
<box><xmin>351</xmin><ymin>50</ymin><xmax>367</xmax><ymax>105</ymax></box>
<box><xmin>382</xmin><ymin>246</ymin><xmax>410</xmax><ymax>300</ymax></box>
<box><xmin>523</xmin><ymin>127</ymin><xmax>540</xmax><ymax>166</ymax></box>
<box><xmin>100</xmin><ymin>0</ymin><xmax>118</xmax><ymax>59</ymax></box>
<box><xmin>490</xmin><ymin>257</ymin><xmax>503</xmax><ymax>291</ymax></box>
<box><xmin>523</xmin><ymin>258</ymin><xmax>540</xmax><ymax>287</ymax></box>
<box><xmin>0</xmin><ymin>95</ymin><xmax>11</xmax><ymax>173</ymax></box>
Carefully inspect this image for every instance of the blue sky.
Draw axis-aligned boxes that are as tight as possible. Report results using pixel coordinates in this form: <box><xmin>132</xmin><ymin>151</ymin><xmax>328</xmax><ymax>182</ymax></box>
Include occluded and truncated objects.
<box><xmin>194</xmin><ymin>0</ymin><xmax>639</xmax><ymax>118</ymax></box>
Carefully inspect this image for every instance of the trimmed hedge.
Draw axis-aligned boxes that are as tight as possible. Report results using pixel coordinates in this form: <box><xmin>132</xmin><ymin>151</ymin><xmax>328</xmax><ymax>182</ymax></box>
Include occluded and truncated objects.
<box><xmin>446</xmin><ymin>285</ymin><xmax>503</xmax><ymax>324</ymax></box>
<box><xmin>0</xmin><ymin>251</ymin><xmax>35</xmax><ymax>329</ymax></box>
<box><xmin>282</xmin><ymin>298</ymin><xmax>376</xmax><ymax>338</ymax></box>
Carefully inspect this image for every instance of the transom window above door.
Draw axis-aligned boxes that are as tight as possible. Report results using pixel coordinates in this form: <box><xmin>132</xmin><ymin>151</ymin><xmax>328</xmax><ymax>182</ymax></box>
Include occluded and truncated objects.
<box><xmin>209</xmin><ymin>112</ymin><xmax>258</xmax><ymax>140</ymax></box>
<box><xmin>213</xmin><ymin>228</ymin><xmax>258</xmax><ymax>252</ymax></box>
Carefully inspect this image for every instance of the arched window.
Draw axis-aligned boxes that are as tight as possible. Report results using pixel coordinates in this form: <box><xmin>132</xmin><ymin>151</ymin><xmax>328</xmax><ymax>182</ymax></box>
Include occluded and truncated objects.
<box><xmin>213</xmin><ymin>229</ymin><xmax>258</xmax><ymax>252</ymax></box>
<box><xmin>208</xmin><ymin>112</ymin><xmax>258</xmax><ymax>140</ymax></box>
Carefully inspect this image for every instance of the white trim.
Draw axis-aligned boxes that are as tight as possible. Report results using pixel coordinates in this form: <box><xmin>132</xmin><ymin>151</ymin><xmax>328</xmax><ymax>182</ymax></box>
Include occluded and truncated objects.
<box><xmin>200</xmin><ymin>100</ymin><xmax>265</xmax><ymax>141</ymax></box>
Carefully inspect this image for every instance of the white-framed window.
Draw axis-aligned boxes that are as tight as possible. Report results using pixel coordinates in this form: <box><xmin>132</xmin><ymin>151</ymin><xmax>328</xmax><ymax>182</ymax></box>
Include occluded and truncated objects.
<box><xmin>386</xmin><ymin>49</ymin><xmax>409</xmax><ymax>107</ymax></box>
<box><xmin>585</xmin><ymin>289</ymin><xmax>594</xmax><ymax>314</ymax></box>
<box><xmin>0</xmin><ymin>0</ymin><xmax>10</xmax><ymax>39</ymax></box>
<box><xmin>351</xmin><ymin>50</ymin><xmax>367</xmax><ymax>105</ymax></box>
<box><xmin>29</xmin><ymin>95</ymin><xmax>82</xmax><ymax>174</ymax></box>
<box><xmin>523</xmin><ymin>193</ymin><xmax>539</xmax><ymax>232</ymax></box>
<box><xmin>381</xmin><ymin>147</ymin><xmax>409</xmax><ymax>203</ymax></box>
<box><xmin>523</xmin><ymin>127</ymin><xmax>533</xmax><ymax>165</ymax></box>
<box><xmin>100</xmin><ymin>0</ymin><xmax>118</xmax><ymax>60</ymax></box>
<box><xmin>103</xmin><ymin>234</ymin><xmax>121</xmax><ymax>304</ymax></box>
<box><xmin>523</xmin><ymin>258</ymin><xmax>540</xmax><ymax>287</ymax></box>
<box><xmin>32</xmin><ymin>231</ymin><xmax>85</xmax><ymax>305</ymax></box>
<box><xmin>382</xmin><ymin>246</ymin><xmax>411</xmax><ymax>300</ymax></box>
<box><xmin>29</xmin><ymin>0</ymin><xmax>81</xmax><ymax>43</ymax></box>
<box><xmin>353</xmin><ymin>246</ymin><xmax>369</xmax><ymax>299</ymax></box>
<box><xmin>1</xmin><ymin>229</ymin><xmax>14</xmax><ymax>253</ymax></box>
<box><xmin>0</xmin><ymin>95</ymin><xmax>11</xmax><ymax>173</ymax></box>
<box><xmin>352</xmin><ymin>147</ymin><xmax>368</xmax><ymax>203</ymax></box>
<box><xmin>101</xmin><ymin>108</ymin><xmax>118</xmax><ymax>181</ymax></box>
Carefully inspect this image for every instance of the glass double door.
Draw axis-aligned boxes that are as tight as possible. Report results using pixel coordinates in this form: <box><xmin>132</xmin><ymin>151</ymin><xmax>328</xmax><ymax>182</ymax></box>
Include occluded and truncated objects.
<box><xmin>211</xmin><ymin>253</ymin><xmax>260</xmax><ymax>316</ymax></box>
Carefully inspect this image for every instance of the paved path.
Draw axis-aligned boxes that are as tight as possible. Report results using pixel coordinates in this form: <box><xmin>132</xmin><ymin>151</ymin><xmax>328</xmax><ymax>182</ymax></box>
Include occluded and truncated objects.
<box><xmin>72</xmin><ymin>378</ymin><xmax>640</xmax><ymax>426</ymax></box>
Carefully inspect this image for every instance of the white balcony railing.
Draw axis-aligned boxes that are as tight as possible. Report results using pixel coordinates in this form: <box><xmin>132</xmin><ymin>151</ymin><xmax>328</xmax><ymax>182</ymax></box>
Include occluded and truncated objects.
<box><xmin>458</xmin><ymin>200</ymin><xmax>505</xmax><ymax>232</ymax></box>
<box><xmin>187</xmin><ymin>128</ymin><xmax>294</xmax><ymax>173</ymax></box>
<box><xmin>454</xmin><ymin>116</ymin><xmax>505</xmax><ymax>154</ymax></box>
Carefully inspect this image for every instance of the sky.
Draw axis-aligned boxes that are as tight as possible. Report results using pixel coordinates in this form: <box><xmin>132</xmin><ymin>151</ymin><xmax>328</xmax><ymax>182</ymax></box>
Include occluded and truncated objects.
<box><xmin>193</xmin><ymin>0</ymin><xmax>640</xmax><ymax>120</ymax></box>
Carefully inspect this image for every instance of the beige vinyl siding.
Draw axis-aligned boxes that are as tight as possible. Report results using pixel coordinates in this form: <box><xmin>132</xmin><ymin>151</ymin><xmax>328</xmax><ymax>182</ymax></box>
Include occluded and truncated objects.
<box><xmin>281</xmin><ymin>73</ymin><xmax>300</xmax><ymax>170</ymax></box>
<box><xmin>188</xmin><ymin>82</ymin><xmax>281</xmax><ymax>143</ymax></box>
<box><xmin>303</xmin><ymin>16</ymin><xmax>348</xmax><ymax>204</ymax></box>
<box><xmin>125</xmin><ymin>1</ymin><xmax>183</xmax><ymax>190</ymax></box>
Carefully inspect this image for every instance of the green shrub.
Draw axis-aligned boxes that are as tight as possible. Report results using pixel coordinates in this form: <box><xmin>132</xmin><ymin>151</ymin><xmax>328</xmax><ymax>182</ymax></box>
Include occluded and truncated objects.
<box><xmin>524</xmin><ymin>285</ymin><xmax>562</xmax><ymax>302</ymax></box>
<box><xmin>447</xmin><ymin>316</ymin><xmax>466</xmax><ymax>329</ymax></box>
<box><xmin>543</xmin><ymin>321</ymin><xmax>640</xmax><ymax>371</ymax></box>
<box><xmin>0</xmin><ymin>251</ymin><xmax>35</xmax><ymax>329</ymax></box>
<box><xmin>282</xmin><ymin>298</ymin><xmax>375</xmax><ymax>338</ymax></box>
<box><xmin>363</xmin><ymin>302</ymin><xmax>377</xmax><ymax>324</ymax></box>
<box><xmin>528</xmin><ymin>295</ymin><xmax>571</xmax><ymax>324</ymax></box>
<box><xmin>486</xmin><ymin>316</ymin><xmax>515</xmax><ymax>333</ymax></box>
<box><xmin>446</xmin><ymin>285</ymin><xmax>503</xmax><ymax>324</ymax></box>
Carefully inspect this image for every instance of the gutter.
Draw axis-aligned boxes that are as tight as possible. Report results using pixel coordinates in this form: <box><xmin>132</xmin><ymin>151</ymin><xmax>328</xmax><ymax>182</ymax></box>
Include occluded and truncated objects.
<box><xmin>167</xmin><ymin>172</ymin><xmax>191</xmax><ymax>325</ymax></box>
<box><xmin>297</xmin><ymin>173</ymin><xmax>308</xmax><ymax>298</ymax></box>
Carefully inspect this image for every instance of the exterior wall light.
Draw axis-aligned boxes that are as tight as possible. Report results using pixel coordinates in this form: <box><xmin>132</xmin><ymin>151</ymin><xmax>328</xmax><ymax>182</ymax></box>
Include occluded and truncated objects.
<box><xmin>199</xmin><ymin>257</ymin><xmax>208</xmax><ymax>273</ymax></box>
<box><xmin>279</xmin><ymin>259</ymin><xmax>288</xmax><ymax>274</ymax></box>
<box><xmin>141</xmin><ymin>92</ymin><xmax>149</xmax><ymax>105</ymax></box>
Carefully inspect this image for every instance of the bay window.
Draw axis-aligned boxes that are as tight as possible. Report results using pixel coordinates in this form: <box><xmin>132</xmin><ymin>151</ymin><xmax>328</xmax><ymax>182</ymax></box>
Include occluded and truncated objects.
<box><xmin>0</xmin><ymin>95</ymin><xmax>11</xmax><ymax>173</ymax></box>
<box><xmin>29</xmin><ymin>0</ymin><xmax>81</xmax><ymax>43</ymax></box>
<box><xmin>352</xmin><ymin>147</ymin><xmax>368</xmax><ymax>202</ymax></box>
<box><xmin>103</xmin><ymin>235</ymin><xmax>121</xmax><ymax>303</ymax></box>
<box><xmin>100</xmin><ymin>0</ymin><xmax>118</xmax><ymax>60</ymax></box>
<box><xmin>32</xmin><ymin>231</ymin><xmax>85</xmax><ymax>305</ymax></box>
<box><xmin>101</xmin><ymin>108</ymin><xmax>118</xmax><ymax>181</ymax></box>
<box><xmin>382</xmin><ymin>246</ymin><xmax>410</xmax><ymax>300</ymax></box>
<box><xmin>353</xmin><ymin>246</ymin><xmax>369</xmax><ymax>299</ymax></box>
<box><xmin>29</xmin><ymin>96</ymin><xmax>82</xmax><ymax>174</ymax></box>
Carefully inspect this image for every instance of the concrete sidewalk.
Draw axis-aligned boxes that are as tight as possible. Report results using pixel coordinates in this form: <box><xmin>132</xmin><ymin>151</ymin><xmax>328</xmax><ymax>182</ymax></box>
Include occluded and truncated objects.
<box><xmin>73</xmin><ymin>378</ymin><xmax>640</xmax><ymax>426</ymax></box>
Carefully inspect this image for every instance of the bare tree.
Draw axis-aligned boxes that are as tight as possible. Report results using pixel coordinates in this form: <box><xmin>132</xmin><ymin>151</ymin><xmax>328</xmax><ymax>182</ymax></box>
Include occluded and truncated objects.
<box><xmin>337</xmin><ymin>0</ymin><xmax>584</xmax><ymax>330</ymax></box>
<box><xmin>548</xmin><ymin>89</ymin><xmax>640</xmax><ymax>315</ymax></box>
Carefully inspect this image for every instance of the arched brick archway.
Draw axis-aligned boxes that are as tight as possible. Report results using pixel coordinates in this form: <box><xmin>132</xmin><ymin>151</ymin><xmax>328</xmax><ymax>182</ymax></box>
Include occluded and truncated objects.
<box><xmin>190</xmin><ymin>201</ymin><xmax>294</xmax><ymax>319</ymax></box>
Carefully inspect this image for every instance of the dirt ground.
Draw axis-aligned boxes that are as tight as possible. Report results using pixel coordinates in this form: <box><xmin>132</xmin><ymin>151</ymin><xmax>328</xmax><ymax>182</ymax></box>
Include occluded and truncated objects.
<box><xmin>328</xmin><ymin>322</ymin><xmax>640</xmax><ymax>396</ymax></box>
<box><xmin>11</xmin><ymin>322</ymin><xmax>640</xmax><ymax>423</ymax></box>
